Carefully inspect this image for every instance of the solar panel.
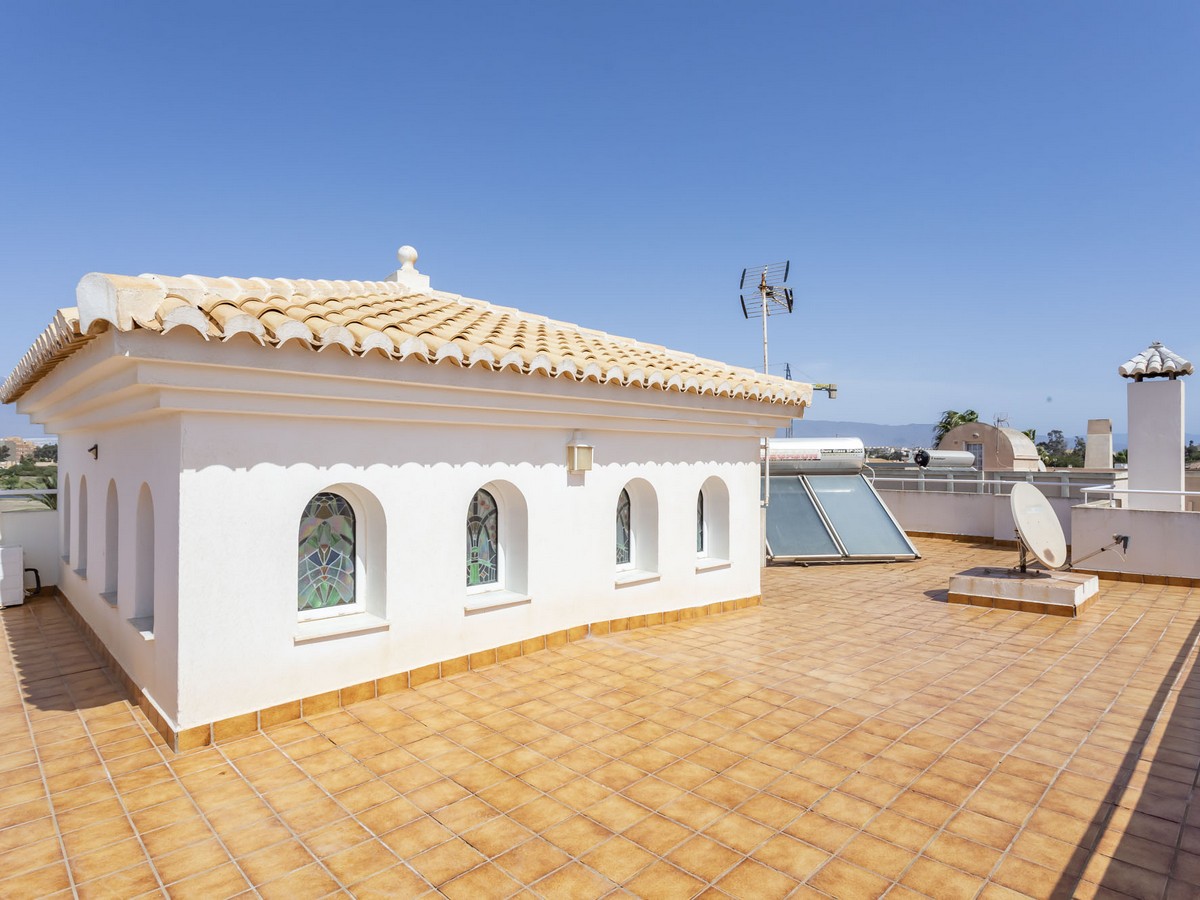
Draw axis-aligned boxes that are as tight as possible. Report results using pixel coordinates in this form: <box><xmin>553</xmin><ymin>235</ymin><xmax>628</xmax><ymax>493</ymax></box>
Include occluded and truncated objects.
<box><xmin>765</xmin><ymin>474</ymin><xmax>918</xmax><ymax>562</ymax></box>
<box><xmin>806</xmin><ymin>475</ymin><xmax>918</xmax><ymax>559</ymax></box>
<box><xmin>764</xmin><ymin>476</ymin><xmax>842</xmax><ymax>559</ymax></box>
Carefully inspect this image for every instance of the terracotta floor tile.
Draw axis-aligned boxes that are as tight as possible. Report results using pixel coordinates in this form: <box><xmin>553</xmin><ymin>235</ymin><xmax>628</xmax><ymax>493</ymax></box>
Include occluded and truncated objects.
<box><xmin>74</xmin><ymin>862</ymin><xmax>160</xmax><ymax>898</ymax></box>
<box><xmin>841</xmin><ymin>832</ymin><xmax>916</xmax><ymax>881</ymax></box>
<box><xmin>901</xmin><ymin>854</ymin><xmax>986</xmax><ymax>899</ymax></box>
<box><xmin>751</xmin><ymin>833</ymin><xmax>830</xmax><ymax>881</ymax></box>
<box><xmin>441</xmin><ymin>861</ymin><xmax>522</xmax><ymax>899</ymax></box>
<box><xmin>323</xmin><ymin>837</ymin><xmax>398</xmax><ymax>884</ymax></box>
<box><xmin>256</xmin><ymin>862</ymin><xmax>341</xmax><ymax>900</ymax></box>
<box><xmin>622</xmin><ymin>812</ymin><xmax>693</xmax><ymax>855</ymax></box>
<box><xmin>715</xmin><ymin>857</ymin><xmax>801</xmax><ymax>900</ymax></box>
<box><xmin>164</xmin><ymin>861</ymin><xmax>251</xmax><ymax>898</ymax></box>
<box><xmin>543</xmin><ymin>814</ymin><xmax>613</xmax><ymax>856</ymax></box>
<box><xmin>347</xmin><ymin>864</ymin><xmax>433</xmax><ymax>898</ymax></box>
<box><xmin>495</xmin><ymin>836</ymin><xmax>571</xmax><ymax>883</ymax></box>
<box><xmin>924</xmin><ymin>830</ymin><xmax>1004</xmax><ymax>879</ymax></box>
<box><xmin>533</xmin><ymin>860</ymin><xmax>615</xmax><ymax>899</ymax></box>
<box><xmin>9</xmin><ymin>541</ymin><xmax>1200</xmax><ymax>898</ymax></box>
<box><xmin>240</xmin><ymin>839</ymin><xmax>318</xmax><ymax>885</ymax></box>
<box><xmin>583</xmin><ymin>834</ymin><xmax>657</xmax><ymax>883</ymax></box>
<box><xmin>150</xmin><ymin>835</ymin><xmax>231</xmax><ymax>885</ymax></box>
<box><xmin>408</xmin><ymin>836</ymin><xmax>486</xmax><ymax>885</ymax></box>
<box><xmin>380</xmin><ymin>814</ymin><xmax>454</xmax><ymax>858</ymax></box>
<box><xmin>624</xmin><ymin>860</ymin><xmax>706</xmax><ymax>899</ymax></box>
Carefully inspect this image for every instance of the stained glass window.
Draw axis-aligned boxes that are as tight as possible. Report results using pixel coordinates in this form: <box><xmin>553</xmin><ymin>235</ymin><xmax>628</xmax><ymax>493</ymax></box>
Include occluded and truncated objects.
<box><xmin>467</xmin><ymin>488</ymin><xmax>499</xmax><ymax>586</ymax></box>
<box><xmin>616</xmin><ymin>488</ymin><xmax>632</xmax><ymax>566</ymax></box>
<box><xmin>298</xmin><ymin>492</ymin><xmax>356</xmax><ymax>611</ymax></box>
<box><xmin>697</xmin><ymin>490</ymin><xmax>705</xmax><ymax>553</ymax></box>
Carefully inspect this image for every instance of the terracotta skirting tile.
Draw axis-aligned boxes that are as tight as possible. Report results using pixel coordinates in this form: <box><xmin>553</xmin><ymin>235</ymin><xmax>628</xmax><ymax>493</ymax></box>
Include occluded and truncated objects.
<box><xmin>522</xmin><ymin>636</ymin><xmax>546</xmax><ymax>654</ymax></box>
<box><xmin>302</xmin><ymin>690</ymin><xmax>340</xmax><ymax>717</ymax></box>
<box><xmin>590</xmin><ymin>621</ymin><xmax>611</xmax><ymax>635</ymax></box>
<box><xmin>376</xmin><ymin>672</ymin><xmax>409</xmax><ymax>695</ymax></box>
<box><xmin>212</xmin><ymin>712</ymin><xmax>259</xmax><ymax>743</ymax></box>
<box><xmin>175</xmin><ymin>725</ymin><xmax>212</xmax><ymax>753</ymax></box>
<box><xmin>498</xmin><ymin>641</ymin><xmax>524</xmax><ymax>661</ymax></box>
<box><xmin>440</xmin><ymin>656</ymin><xmax>469</xmax><ymax>678</ymax></box>
<box><xmin>409</xmin><ymin>663</ymin><xmax>440</xmax><ymax>687</ymax></box>
<box><xmin>260</xmin><ymin>701</ymin><xmax>302</xmax><ymax>728</ymax></box>
<box><xmin>567</xmin><ymin>626</ymin><xmax>589</xmax><ymax>642</ymax></box>
<box><xmin>469</xmin><ymin>649</ymin><xmax>498</xmax><ymax>669</ymax></box>
<box><xmin>545</xmin><ymin>630</ymin><xmax>568</xmax><ymax>649</ymax></box>
<box><xmin>340</xmin><ymin>680</ymin><xmax>376</xmax><ymax>706</ymax></box>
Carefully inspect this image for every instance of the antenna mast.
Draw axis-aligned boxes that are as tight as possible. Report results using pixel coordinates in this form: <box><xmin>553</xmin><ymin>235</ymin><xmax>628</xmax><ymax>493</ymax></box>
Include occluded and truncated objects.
<box><xmin>739</xmin><ymin>261</ymin><xmax>794</xmax><ymax>562</ymax></box>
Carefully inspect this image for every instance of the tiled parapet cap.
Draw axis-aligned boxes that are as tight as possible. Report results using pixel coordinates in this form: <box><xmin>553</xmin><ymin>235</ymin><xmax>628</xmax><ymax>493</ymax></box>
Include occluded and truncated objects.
<box><xmin>2</xmin><ymin>257</ymin><xmax>813</xmax><ymax>409</ymax></box>
<box><xmin>1118</xmin><ymin>341</ymin><xmax>1193</xmax><ymax>381</ymax></box>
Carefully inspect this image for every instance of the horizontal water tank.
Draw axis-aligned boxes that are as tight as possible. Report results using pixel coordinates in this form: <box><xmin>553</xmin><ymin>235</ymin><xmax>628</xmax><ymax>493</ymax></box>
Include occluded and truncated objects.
<box><xmin>764</xmin><ymin>437</ymin><xmax>866</xmax><ymax>475</ymax></box>
<box><xmin>913</xmin><ymin>449</ymin><xmax>976</xmax><ymax>468</ymax></box>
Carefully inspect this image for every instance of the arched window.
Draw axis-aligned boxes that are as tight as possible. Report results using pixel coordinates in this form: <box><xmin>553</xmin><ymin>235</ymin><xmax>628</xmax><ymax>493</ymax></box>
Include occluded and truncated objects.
<box><xmin>60</xmin><ymin>474</ymin><xmax>71</xmax><ymax>561</ymax></box>
<box><xmin>615</xmin><ymin>480</ymin><xmax>659</xmax><ymax>581</ymax></box>
<box><xmin>466</xmin><ymin>488</ymin><xmax>499</xmax><ymax>587</ymax></box>
<box><xmin>298</xmin><ymin>492</ymin><xmax>356</xmax><ymax>611</ymax></box>
<box><xmin>76</xmin><ymin>476</ymin><xmax>89</xmax><ymax>577</ymax></box>
<box><xmin>697</xmin><ymin>476</ymin><xmax>731</xmax><ymax>566</ymax></box>
<box><xmin>103</xmin><ymin>480</ymin><xmax>119</xmax><ymax>602</ymax></box>
<box><xmin>616</xmin><ymin>489</ymin><xmax>632</xmax><ymax>566</ymax></box>
<box><xmin>133</xmin><ymin>483</ymin><xmax>155</xmax><ymax>627</ymax></box>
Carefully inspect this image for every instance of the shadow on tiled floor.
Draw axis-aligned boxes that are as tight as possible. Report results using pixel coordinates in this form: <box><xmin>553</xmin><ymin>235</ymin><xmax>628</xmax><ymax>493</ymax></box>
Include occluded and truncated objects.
<box><xmin>1</xmin><ymin>537</ymin><xmax>1199</xmax><ymax>898</ymax></box>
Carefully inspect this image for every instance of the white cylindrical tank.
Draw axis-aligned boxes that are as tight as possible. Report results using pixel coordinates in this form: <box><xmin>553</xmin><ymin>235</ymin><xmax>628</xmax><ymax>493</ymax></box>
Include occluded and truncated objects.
<box><xmin>764</xmin><ymin>437</ymin><xmax>866</xmax><ymax>475</ymax></box>
<box><xmin>913</xmin><ymin>449</ymin><xmax>976</xmax><ymax>468</ymax></box>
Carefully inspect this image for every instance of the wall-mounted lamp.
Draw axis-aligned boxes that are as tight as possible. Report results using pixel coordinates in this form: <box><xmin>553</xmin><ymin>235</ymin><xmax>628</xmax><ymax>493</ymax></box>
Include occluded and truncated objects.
<box><xmin>815</xmin><ymin>384</ymin><xmax>837</xmax><ymax>400</ymax></box>
<box><xmin>87</xmin><ymin>444</ymin><xmax>99</xmax><ymax>460</ymax></box>
<box><xmin>566</xmin><ymin>431</ymin><xmax>594</xmax><ymax>473</ymax></box>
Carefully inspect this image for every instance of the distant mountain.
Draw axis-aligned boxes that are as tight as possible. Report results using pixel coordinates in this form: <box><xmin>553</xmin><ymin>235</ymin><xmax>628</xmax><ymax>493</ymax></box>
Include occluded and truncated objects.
<box><xmin>785</xmin><ymin>419</ymin><xmax>936</xmax><ymax>448</ymax></box>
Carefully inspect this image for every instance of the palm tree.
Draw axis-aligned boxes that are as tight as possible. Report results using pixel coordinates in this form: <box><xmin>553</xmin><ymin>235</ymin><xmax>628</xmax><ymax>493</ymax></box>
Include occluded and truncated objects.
<box><xmin>933</xmin><ymin>409</ymin><xmax>979</xmax><ymax>446</ymax></box>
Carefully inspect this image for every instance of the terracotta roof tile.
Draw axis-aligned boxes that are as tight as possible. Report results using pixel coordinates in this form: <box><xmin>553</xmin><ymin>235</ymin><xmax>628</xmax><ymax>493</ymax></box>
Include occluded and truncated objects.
<box><xmin>2</xmin><ymin>273</ymin><xmax>813</xmax><ymax>408</ymax></box>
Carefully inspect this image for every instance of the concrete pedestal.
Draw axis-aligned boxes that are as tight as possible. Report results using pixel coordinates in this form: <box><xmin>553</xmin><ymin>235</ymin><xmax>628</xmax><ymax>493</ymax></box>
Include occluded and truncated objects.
<box><xmin>948</xmin><ymin>567</ymin><xmax>1099</xmax><ymax>617</ymax></box>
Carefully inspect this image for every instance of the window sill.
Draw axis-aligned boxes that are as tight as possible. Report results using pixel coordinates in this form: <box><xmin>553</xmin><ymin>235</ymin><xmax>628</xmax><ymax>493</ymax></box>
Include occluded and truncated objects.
<box><xmin>294</xmin><ymin>612</ymin><xmax>389</xmax><ymax>645</ymax></box>
<box><xmin>100</xmin><ymin>591</ymin><xmax>118</xmax><ymax>607</ymax></box>
<box><xmin>127</xmin><ymin>616</ymin><xmax>155</xmax><ymax>641</ymax></box>
<box><xmin>464</xmin><ymin>590</ymin><xmax>531</xmax><ymax>616</ymax></box>
<box><xmin>73</xmin><ymin>567</ymin><xmax>87</xmax><ymax>579</ymax></box>
<box><xmin>615</xmin><ymin>569</ymin><xmax>661</xmax><ymax>588</ymax></box>
<box><xmin>696</xmin><ymin>558</ymin><xmax>732</xmax><ymax>573</ymax></box>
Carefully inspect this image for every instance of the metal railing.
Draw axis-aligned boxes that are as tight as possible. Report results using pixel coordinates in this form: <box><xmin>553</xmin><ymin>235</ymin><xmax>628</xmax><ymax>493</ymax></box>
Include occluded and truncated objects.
<box><xmin>870</xmin><ymin>470</ymin><xmax>1115</xmax><ymax>501</ymax></box>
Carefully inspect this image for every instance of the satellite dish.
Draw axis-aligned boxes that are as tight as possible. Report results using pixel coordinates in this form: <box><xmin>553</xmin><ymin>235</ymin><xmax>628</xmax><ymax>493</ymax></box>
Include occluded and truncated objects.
<box><xmin>1010</xmin><ymin>483</ymin><xmax>1067</xmax><ymax>571</ymax></box>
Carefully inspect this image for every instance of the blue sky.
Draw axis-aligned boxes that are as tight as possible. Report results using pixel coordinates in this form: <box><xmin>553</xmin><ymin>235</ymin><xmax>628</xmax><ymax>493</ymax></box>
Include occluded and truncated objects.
<box><xmin>2</xmin><ymin>2</ymin><xmax>1197</xmax><ymax>440</ymax></box>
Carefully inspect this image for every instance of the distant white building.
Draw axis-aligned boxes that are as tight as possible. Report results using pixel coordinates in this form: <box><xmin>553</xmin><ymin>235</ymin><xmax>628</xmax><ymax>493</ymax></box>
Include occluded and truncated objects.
<box><xmin>2</xmin><ymin>246</ymin><xmax>810</xmax><ymax>749</ymax></box>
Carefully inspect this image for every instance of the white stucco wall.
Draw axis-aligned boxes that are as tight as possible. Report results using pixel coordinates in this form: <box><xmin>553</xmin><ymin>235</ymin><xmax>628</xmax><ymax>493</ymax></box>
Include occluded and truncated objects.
<box><xmin>878</xmin><ymin>490</ymin><xmax>1074</xmax><ymax>544</ymax></box>
<box><xmin>54</xmin><ymin>416</ymin><xmax>182</xmax><ymax>720</ymax></box>
<box><xmin>18</xmin><ymin>328</ymin><xmax>794</xmax><ymax>730</ymax></box>
<box><xmin>175</xmin><ymin>416</ymin><xmax>761</xmax><ymax>726</ymax></box>
<box><xmin>0</xmin><ymin>508</ymin><xmax>59</xmax><ymax>589</ymax></box>
<box><xmin>1072</xmin><ymin>503</ymin><xmax>1200</xmax><ymax>579</ymax></box>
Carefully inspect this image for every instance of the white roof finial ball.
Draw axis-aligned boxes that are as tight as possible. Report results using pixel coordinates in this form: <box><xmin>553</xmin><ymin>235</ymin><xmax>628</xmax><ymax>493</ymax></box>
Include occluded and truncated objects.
<box><xmin>397</xmin><ymin>245</ymin><xmax>419</xmax><ymax>271</ymax></box>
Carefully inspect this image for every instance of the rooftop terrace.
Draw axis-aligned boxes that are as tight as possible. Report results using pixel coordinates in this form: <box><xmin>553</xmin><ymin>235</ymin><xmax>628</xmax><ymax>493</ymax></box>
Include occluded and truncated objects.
<box><xmin>2</xmin><ymin>538</ymin><xmax>1198</xmax><ymax>898</ymax></box>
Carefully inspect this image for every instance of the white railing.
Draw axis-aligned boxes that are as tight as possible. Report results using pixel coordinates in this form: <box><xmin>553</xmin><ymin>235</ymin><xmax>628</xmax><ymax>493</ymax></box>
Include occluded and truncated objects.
<box><xmin>1079</xmin><ymin>485</ymin><xmax>1200</xmax><ymax>508</ymax></box>
<box><xmin>871</xmin><ymin>471</ymin><xmax>1105</xmax><ymax>500</ymax></box>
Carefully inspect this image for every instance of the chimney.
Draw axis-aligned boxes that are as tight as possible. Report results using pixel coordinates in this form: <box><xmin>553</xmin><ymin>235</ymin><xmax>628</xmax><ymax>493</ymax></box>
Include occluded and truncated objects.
<box><xmin>1083</xmin><ymin>419</ymin><xmax>1113</xmax><ymax>469</ymax></box>
<box><xmin>1119</xmin><ymin>341</ymin><xmax>1193</xmax><ymax>511</ymax></box>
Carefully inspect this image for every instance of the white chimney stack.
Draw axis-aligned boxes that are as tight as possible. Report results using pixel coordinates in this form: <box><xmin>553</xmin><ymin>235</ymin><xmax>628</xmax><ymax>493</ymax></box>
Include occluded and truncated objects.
<box><xmin>1119</xmin><ymin>341</ymin><xmax>1193</xmax><ymax>511</ymax></box>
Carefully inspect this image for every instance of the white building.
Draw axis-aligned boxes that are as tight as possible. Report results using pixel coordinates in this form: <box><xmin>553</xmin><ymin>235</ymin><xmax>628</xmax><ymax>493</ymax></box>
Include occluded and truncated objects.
<box><xmin>2</xmin><ymin>247</ymin><xmax>810</xmax><ymax>749</ymax></box>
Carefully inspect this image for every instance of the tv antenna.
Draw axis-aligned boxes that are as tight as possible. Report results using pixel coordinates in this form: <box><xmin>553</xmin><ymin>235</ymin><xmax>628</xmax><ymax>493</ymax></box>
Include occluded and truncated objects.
<box><xmin>740</xmin><ymin>261</ymin><xmax>794</xmax><ymax>562</ymax></box>
<box><xmin>740</xmin><ymin>262</ymin><xmax>794</xmax><ymax>375</ymax></box>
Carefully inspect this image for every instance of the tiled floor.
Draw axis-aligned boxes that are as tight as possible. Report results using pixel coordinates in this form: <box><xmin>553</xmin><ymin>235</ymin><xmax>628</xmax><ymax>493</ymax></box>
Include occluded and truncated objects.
<box><xmin>2</xmin><ymin>538</ymin><xmax>1200</xmax><ymax>898</ymax></box>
